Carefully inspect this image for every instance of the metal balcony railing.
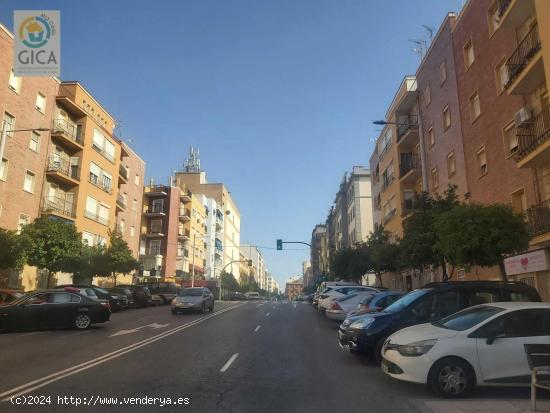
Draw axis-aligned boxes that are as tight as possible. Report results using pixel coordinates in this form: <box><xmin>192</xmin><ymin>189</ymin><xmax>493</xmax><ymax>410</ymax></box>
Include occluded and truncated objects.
<box><xmin>89</xmin><ymin>174</ymin><xmax>112</xmax><ymax>194</ymax></box>
<box><xmin>147</xmin><ymin>226</ymin><xmax>164</xmax><ymax>235</ymax></box>
<box><xmin>119</xmin><ymin>165</ymin><xmax>128</xmax><ymax>181</ymax></box>
<box><xmin>526</xmin><ymin>200</ymin><xmax>550</xmax><ymax>237</ymax></box>
<box><xmin>116</xmin><ymin>194</ymin><xmax>127</xmax><ymax>208</ymax></box>
<box><xmin>505</xmin><ymin>24</ymin><xmax>541</xmax><ymax>90</ymax></box>
<box><xmin>515</xmin><ymin>105</ymin><xmax>550</xmax><ymax>161</ymax></box>
<box><xmin>42</xmin><ymin>196</ymin><xmax>76</xmax><ymax>218</ymax></box>
<box><xmin>397</xmin><ymin>115</ymin><xmax>418</xmax><ymax>142</ymax></box>
<box><xmin>84</xmin><ymin>210</ymin><xmax>109</xmax><ymax>226</ymax></box>
<box><xmin>51</xmin><ymin>118</ymin><xmax>82</xmax><ymax>145</ymax></box>
<box><xmin>46</xmin><ymin>156</ymin><xmax>80</xmax><ymax>181</ymax></box>
<box><xmin>92</xmin><ymin>142</ymin><xmax>115</xmax><ymax>163</ymax></box>
<box><xmin>381</xmin><ymin>174</ymin><xmax>394</xmax><ymax>191</ymax></box>
<box><xmin>144</xmin><ymin>204</ymin><xmax>165</xmax><ymax>214</ymax></box>
<box><xmin>497</xmin><ymin>0</ymin><xmax>512</xmax><ymax>17</ymax></box>
<box><xmin>399</xmin><ymin>152</ymin><xmax>421</xmax><ymax>177</ymax></box>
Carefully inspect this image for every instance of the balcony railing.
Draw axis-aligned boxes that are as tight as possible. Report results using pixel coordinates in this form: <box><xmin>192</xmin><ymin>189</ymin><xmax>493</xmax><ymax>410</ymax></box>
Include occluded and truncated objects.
<box><xmin>51</xmin><ymin>118</ymin><xmax>82</xmax><ymax>145</ymax></box>
<box><xmin>144</xmin><ymin>248</ymin><xmax>162</xmax><ymax>256</ymax></box>
<box><xmin>397</xmin><ymin>115</ymin><xmax>418</xmax><ymax>142</ymax></box>
<box><xmin>92</xmin><ymin>142</ymin><xmax>115</xmax><ymax>163</ymax></box>
<box><xmin>505</xmin><ymin>24</ymin><xmax>541</xmax><ymax>90</ymax></box>
<box><xmin>144</xmin><ymin>205</ymin><xmax>165</xmax><ymax>214</ymax></box>
<box><xmin>178</xmin><ymin>228</ymin><xmax>190</xmax><ymax>238</ymax></box>
<box><xmin>497</xmin><ymin>0</ymin><xmax>513</xmax><ymax>17</ymax></box>
<box><xmin>381</xmin><ymin>174</ymin><xmax>395</xmax><ymax>191</ymax></box>
<box><xmin>116</xmin><ymin>194</ymin><xmax>127</xmax><ymax>208</ymax></box>
<box><xmin>400</xmin><ymin>152</ymin><xmax>421</xmax><ymax>177</ymax></box>
<box><xmin>89</xmin><ymin>175</ymin><xmax>112</xmax><ymax>194</ymax></box>
<box><xmin>526</xmin><ymin>200</ymin><xmax>550</xmax><ymax>237</ymax></box>
<box><xmin>84</xmin><ymin>210</ymin><xmax>109</xmax><ymax>226</ymax></box>
<box><xmin>147</xmin><ymin>226</ymin><xmax>164</xmax><ymax>235</ymax></box>
<box><xmin>515</xmin><ymin>105</ymin><xmax>550</xmax><ymax>161</ymax></box>
<box><xmin>46</xmin><ymin>156</ymin><xmax>80</xmax><ymax>181</ymax></box>
<box><xmin>42</xmin><ymin>196</ymin><xmax>76</xmax><ymax>218</ymax></box>
<box><xmin>119</xmin><ymin>165</ymin><xmax>128</xmax><ymax>181</ymax></box>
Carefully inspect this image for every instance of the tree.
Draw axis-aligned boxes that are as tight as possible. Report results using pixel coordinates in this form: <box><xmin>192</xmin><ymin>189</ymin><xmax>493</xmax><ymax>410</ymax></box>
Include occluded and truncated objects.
<box><xmin>365</xmin><ymin>225</ymin><xmax>402</xmax><ymax>287</ymax></box>
<box><xmin>434</xmin><ymin>203</ymin><xmax>530</xmax><ymax>280</ymax></box>
<box><xmin>20</xmin><ymin>217</ymin><xmax>83</xmax><ymax>288</ymax></box>
<box><xmin>0</xmin><ymin>228</ymin><xmax>26</xmax><ymax>270</ymax></box>
<box><xmin>70</xmin><ymin>244</ymin><xmax>110</xmax><ymax>284</ymax></box>
<box><xmin>220</xmin><ymin>271</ymin><xmax>240</xmax><ymax>292</ymax></box>
<box><xmin>330</xmin><ymin>245</ymin><xmax>371</xmax><ymax>282</ymax></box>
<box><xmin>104</xmin><ymin>230</ymin><xmax>139</xmax><ymax>286</ymax></box>
<box><xmin>401</xmin><ymin>186</ymin><xmax>459</xmax><ymax>280</ymax></box>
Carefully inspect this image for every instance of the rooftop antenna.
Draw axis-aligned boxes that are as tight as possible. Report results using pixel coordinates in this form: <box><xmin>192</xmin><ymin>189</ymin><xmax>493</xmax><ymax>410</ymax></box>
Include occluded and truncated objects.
<box><xmin>184</xmin><ymin>147</ymin><xmax>201</xmax><ymax>172</ymax></box>
<box><xmin>422</xmin><ymin>25</ymin><xmax>434</xmax><ymax>44</ymax></box>
<box><xmin>409</xmin><ymin>38</ymin><xmax>427</xmax><ymax>60</ymax></box>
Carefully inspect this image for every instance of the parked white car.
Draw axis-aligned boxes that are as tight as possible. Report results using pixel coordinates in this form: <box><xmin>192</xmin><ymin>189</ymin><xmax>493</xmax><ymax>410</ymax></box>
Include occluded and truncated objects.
<box><xmin>381</xmin><ymin>302</ymin><xmax>550</xmax><ymax>397</ymax></box>
<box><xmin>325</xmin><ymin>291</ymin><xmax>376</xmax><ymax>321</ymax></box>
<box><xmin>318</xmin><ymin>286</ymin><xmax>381</xmax><ymax>313</ymax></box>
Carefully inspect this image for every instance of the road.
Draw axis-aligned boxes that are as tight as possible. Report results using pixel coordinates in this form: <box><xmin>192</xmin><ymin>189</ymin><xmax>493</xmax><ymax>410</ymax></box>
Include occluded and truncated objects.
<box><xmin>0</xmin><ymin>301</ymin><xmax>535</xmax><ymax>412</ymax></box>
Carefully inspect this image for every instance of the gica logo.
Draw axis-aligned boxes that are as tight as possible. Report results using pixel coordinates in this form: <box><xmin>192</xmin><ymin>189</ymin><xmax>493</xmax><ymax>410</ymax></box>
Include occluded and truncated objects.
<box><xmin>17</xmin><ymin>14</ymin><xmax>58</xmax><ymax>66</ymax></box>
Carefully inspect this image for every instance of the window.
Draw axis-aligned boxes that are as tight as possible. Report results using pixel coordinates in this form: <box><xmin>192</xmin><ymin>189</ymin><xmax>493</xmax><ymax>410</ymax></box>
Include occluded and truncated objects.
<box><xmin>119</xmin><ymin>219</ymin><xmax>125</xmax><ymax>234</ymax></box>
<box><xmin>152</xmin><ymin>198</ymin><xmax>164</xmax><ymax>213</ymax></box>
<box><xmin>8</xmin><ymin>69</ymin><xmax>21</xmax><ymax>93</ymax></box>
<box><xmin>442</xmin><ymin>105</ymin><xmax>451</xmax><ymax>129</ymax></box>
<box><xmin>23</xmin><ymin>171</ymin><xmax>36</xmax><ymax>193</ymax></box>
<box><xmin>89</xmin><ymin>162</ymin><xmax>101</xmax><ymax>184</ymax></box>
<box><xmin>82</xmin><ymin>231</ymin><xmax>95</xmax><ymax>246</ymax></box>
<box><xmin>503</xmin><ymin>121</ymin><xmax>518</xmax><ymax>157</ymax></box>
<box><xmin>134</xmin><ymin>174</ymin><xmax>140</xmax><ymax>185</ymax></box>
<box><xmin>511</xmin><ymin>189</ymin><xmax>526</xmax><ymax>214</ymax></box>
<box><xmin>463</xmin><ymin>39</ymin><xmax>475</xmax><ymax>69</ymax></box>
<box><xmin>495</xmin><ymin>58</ymin><xmax>509</xmax><ymax>93</ymax></box>
<box><xmin>424</xmin><ymin>85</ymin><xmax>431</xmax><ymax>106</ymax></box>
<box><xmin>130</xmin><ymin>225</ymin><xmax>135</xmax><ymax>237</ymax></box>
<box><xmin>149</xmin><ymin>239</ymin><xmax>161</xmax><ymax>255</ymax></box>
<box><xmin>488</xmin><ymin>2</ymin><xmax>500</xmax><ymax>36</ymax></box>
<box><xmin>3</xmin><ymin>112</ymin><xmax>15</xmax><ymax>138</ymax></box>
<box><xmin>447</xmin><ymin>151</ymin><xmax>456</xmax><ymax>177</ymax></box>
<box><xmin>434</xmin><ymin>291</ymin><xmax>462</xmax><ymax>319</ymax></box>
<box><xmin>50</xmin><ymin>293</ymin><xmax>71</xmax><ymax>304</ymax></box>
<box><xmin>439</xmin><ymin>60</ymin><xmax>447</xmax><ymax>85</ymax></box>
<box><xmin>477</xmin><ymin>309</ymin><xmax>550</xmax><ymax>338</ymax></box>
<box><xmin>467</xmin><ymin>290</ymin><xmax>499</xmax><ymax>306</ymax></box>
<box><xmin>477</xmin><ymin>146</ymin><xmax>488</xmax><ymax>176</ymax></box>
<box><xmin>378</xmin><ymin>128</ymin><xmax>393</xmax><ymax>157</ymax></box>
<box><xmin>150</xmin><ymin>219</ymin><xmax>162</xmax><ymax>233</ymax></box>
<box><xmin>35</xmin><ymin>92</ymin><xmax>46</xmax><ymax>113</ymax></box>
<box><xmin>428</xmin><ymin>126</ymin><xmax>435</xmax><ymax>147</ymax></box>
<box><xmin>0</xmin><ymin>158</ymin><xmax>7</xmax><ymax>181</ymax></box>
<box><xmin>431</xmin><ymin>167</ymin><xmax>439</xmax><ymax>190</ymax></box>
<box><xmin>132</xmin><ymin>199</ymin><xmax>137</xmax><ymax>212</ymax></box>
<box><xmin>92</xmin><ymin>129</ymin><xmax>115</xmax><ymax>162</ymax></box>
<box><xmin>18</xmin><ymin>214</ymin><xmax>30</xmax><ymax>233</ymax></box>
<box><xmin>29</xmin><ymin>131</ymin><xmax>40</xmax><ymax>152</ymax></box>
<box><xmin>469</xmin><ymin>91</ymin><xmax>481</xmax><ymax>121</ymax></box>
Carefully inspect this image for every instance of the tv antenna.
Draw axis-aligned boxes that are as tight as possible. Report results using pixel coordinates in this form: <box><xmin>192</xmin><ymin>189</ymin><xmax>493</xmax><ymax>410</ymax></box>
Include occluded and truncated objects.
<box><xmin>409</xmin><ymin>38</ymin><xmax>427</xmax><ymax>60</ymax></box>
<box><xmin>422</xmin><ymin>25</ymin><xmax>434</xmax><ymax>43</ymax></box>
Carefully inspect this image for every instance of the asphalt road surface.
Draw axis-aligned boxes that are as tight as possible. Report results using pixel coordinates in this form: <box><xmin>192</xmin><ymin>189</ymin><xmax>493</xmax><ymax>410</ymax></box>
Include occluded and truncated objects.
<box><xmin>0</xmin><ymin>301</ymin><xmax>536</xmax><ymax>412</ymax></box>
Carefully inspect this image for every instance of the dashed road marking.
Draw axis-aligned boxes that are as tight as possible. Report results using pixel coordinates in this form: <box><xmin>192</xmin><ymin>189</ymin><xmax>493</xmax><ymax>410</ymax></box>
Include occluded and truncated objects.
<box><xmin>220</xmin><ymin>353</ymin><xmax>239</xmax><ymax>372</ymax></box>
<box><xmin>266</xmin><ymin>312</ymin><xmax>270</xmax><ymax>317</ymax></box>
<box><xmin>254</xmin><ymin>325</ymin><xmax>261</xmax><ymax>332</ymax></box>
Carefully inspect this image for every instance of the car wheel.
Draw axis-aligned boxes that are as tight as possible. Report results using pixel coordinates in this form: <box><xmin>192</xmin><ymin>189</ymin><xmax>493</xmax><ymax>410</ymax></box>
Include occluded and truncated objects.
<box><xmin>202</xmin><ymin>303</ymin><xmax>206</xmax><ymax>313</ymax></box>
<box><xmin>210</xmin><ymin>302</ymin><xmax>214</xmax><ymax>312</ymax></box>
<box><xmin>373</xmin><ymin>336</ymin><xmax>388</xmax><ymax>365</ymax></box>
<box><xmin>74</xmin><ymin>313</ymin><xmax>92</xmax><ymax>330</ymax></box>
<box><xmin>428</xmin><ymin>357</ymin><xmax>475</xmax><ymax>398</ymax></box>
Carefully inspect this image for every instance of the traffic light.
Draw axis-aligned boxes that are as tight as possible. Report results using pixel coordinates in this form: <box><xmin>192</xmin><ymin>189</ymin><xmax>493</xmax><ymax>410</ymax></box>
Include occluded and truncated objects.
<box><xmin>276</xmin><ymin>239</ymin><xmax>283</xmax><ymax>250</ymax></box>
<box><xmin>248</xmin><ymin>259</ymin><xmax>253</xmax><ymax>267</ymax></box>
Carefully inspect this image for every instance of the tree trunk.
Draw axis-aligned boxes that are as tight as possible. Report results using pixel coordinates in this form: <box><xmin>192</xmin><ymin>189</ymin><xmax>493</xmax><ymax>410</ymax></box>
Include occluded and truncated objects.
<box><xmin>112</xmin><ymin>272</ymin><xmax>117</xmax><ymax>286</ymax></box>
<box><xmin>46</xmin><ymin>271</ymin><xmax>54</xmax><ymax>288</ymax></box>
<box><xmin>498</xmin><ymin>260</ymin><xmax>508</xmax><ymax>281</ymax></box>
<box><xmin>376</xmin><ymin>272</ymin><xmax>383</xmax><ymax>288</ymax></box>
<box><xmin>441</xmin><ymin>261</ymin><xmax>449</xmax><ymax>282</ymax></box>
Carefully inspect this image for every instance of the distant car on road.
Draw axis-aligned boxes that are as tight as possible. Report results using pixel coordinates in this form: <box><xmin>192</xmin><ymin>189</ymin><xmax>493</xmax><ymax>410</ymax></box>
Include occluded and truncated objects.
<box><xmin>229</xmin><ymin>292</ymin><xmax>246</xmax><ymax>301</ymax></box>
<box><xmin>106</xmin><ymin>287</ymin><xmax>134</xmax><ymax>308</ymax></box>
<box><xmin>382</xmin><ymin>302</ymin><xmax>550</xmax><ymax>397</ymax></box>
<box><xmin>0</xmin><ymin>289</ymin><xmax>25</xmax><ymax>305</ymax></box>
<box><xmin>0</xmin><ymin>289</ymin><xmax>110</xmax><ymax>331</ymax></box>
<box><xmin>171</xmin><ymin>287</ymin><xmax>214</xmax><ymax>314</ymax></box>
<box><xmin>141</xmin><ymin>282</ymin><xmax>178</xmax><ymax>305</ymax></box>
<box><xmin>117</xmin><ymin>285</ymin><xmax>152</xmax><ymax>308</ymax></box>
<box><xmin>245</xmin><ymin>292</ymin><xmax>260</xmax><ymax>301</ymax></box>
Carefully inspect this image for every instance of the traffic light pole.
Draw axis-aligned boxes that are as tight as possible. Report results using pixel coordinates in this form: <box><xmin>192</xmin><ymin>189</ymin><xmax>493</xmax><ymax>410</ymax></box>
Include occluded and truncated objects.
<box><xmin>218</xmin><ymin>259</ymin><xmax>252</xmax><ymax>301</ymax></box>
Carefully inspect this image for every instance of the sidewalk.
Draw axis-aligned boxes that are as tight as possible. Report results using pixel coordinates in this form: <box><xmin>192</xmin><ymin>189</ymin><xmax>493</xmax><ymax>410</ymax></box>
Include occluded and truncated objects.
<box><xmin>413</xmin><ymin>400</ymin><xmax>550</xmax><ymax>413</ymax></box>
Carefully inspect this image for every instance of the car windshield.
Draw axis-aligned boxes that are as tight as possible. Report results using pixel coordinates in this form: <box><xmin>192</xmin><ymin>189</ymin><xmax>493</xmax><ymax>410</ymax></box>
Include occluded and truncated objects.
<box><xmin>360</xmin><ymin>295</ymin><xmax>375</xmax><ymax>305</ymax></box>
<box><xmin>383</xmin><ymin>289</ymin><xmax>430</xmax><ymax>313</ymax></box>
<box><xmin>433</xmin><ymin>305</ymin><xmax>505</xmax><ymax>331</ymax></box>
<box><xmin>179</xmin><ymin>288</ymin><xmax>203</xmax><ymax>297</ymax></box>
<box><xmin>94</xmin><ymin>287</ymin><xmax>110</xmax><ymax>294</ymax></box>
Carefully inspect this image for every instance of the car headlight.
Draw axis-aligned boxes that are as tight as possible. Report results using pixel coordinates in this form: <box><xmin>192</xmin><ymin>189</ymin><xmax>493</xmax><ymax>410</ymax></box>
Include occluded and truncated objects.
<box><xmin>350</xmin><ymin>317</ymin><xmax>375</xmax><ymax>330</ymax></box>
<box><xmin>396</xmin><ymin>339</ymin><xmax>437</xmax><ymax>357</ymax></box>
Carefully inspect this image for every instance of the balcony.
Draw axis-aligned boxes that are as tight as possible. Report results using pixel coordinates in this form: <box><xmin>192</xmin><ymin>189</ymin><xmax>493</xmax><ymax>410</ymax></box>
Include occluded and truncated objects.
<box><xmin>144</xmin><ymin>226</ymin><xmax>164</xmax><ymax>237</ymax></box>
<box><xmin>144</xmin><ymin>185</ymin><xmax>168</xmax><ymax>197</ymax></box>
<box><xmin>45</xmin><ymin>156</ymin><xmax>80</xmax><ymax>186</ymax></box>
<box><xmin>42</xmin><ymin>196</ymin><xmax>76</xmax><ymax>220</ymax></box>
<box><xmin>498</xmin><ymin>0</ymin><xmax>535</xmax><ymax>28</ymax></box>
<box><xmin>180</xmin><ymin>190</ymin><xmax>192</xmax><ymax>202</ymax></box>
<box><xmin>50</xmin><ymin>118</ymin><xmax>83</xmax><ymax>152</ymax></box>
<box><xmin>402</xmin><ymin>198</ymin><xmax>415</xmax><ymax>217</ymax></box>
<box><xmin>382</xmin><ymin>208</ymin><xmax>397</xmax><ymax>225</ymax></box>
<box><xmin>179</xmin><ymin>208</ymin><xmax>191</xmax><ymax>221</ymax></box>
<box><xmin>381</xmin><ymin>174</ymin><xmax>395</xmax><ymax>192</ymax></box>
<box><xmin>89</xmin><ymin>175</ymin><xmax>112</xmax><ymax>194</ymax></box>
<box><xmin>396</xmin><ymin>115</ymin><xmax>419</xmax><ymax>147</ymax></box>
<box><xmin>84</xmin><ymin>210</ymin><xmax>109</xmax><ymax>226</ymax></box>
<box><xmin>118</xmin><ymin>165</ymin><xmax>128</xmax><ymax>184</ymax></box>
<box><xmin>116</xmin><ymin>194</ymin><xmax>127</xmax><ymax>211</ymax></box>
<box><xmin>504</xmin><ymin>24</ymin><xmax>544</xmax><ymax>95</ymax></box>
<box><xmin>143</xmin><ymin>205</ymin><xmax>166</xmax><ymax>217</ymax></box>
<box><xmin>515</xmin><ymin>106</ymin><xmax>550</xmax><ymax>168</ymax></box>
<box><xmin>526</xmin><ymin>200</ymin><xmax>550</xmax><ymax>242</ymax></box>
<box><xmin>178</xmin><ymin>228</ymin><xmax>190</xmax><ymax>240</ymax></box>
<box><xmin>399</xmin><ymin>152</ymin><xmax>421</xmax><ymax>184</ymax></box>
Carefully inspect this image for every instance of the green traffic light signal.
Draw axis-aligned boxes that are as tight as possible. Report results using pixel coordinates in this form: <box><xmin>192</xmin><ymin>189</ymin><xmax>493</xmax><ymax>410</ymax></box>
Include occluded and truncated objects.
<box><xmin>276</xmin><ymin>239</ymin><xmax>283</xmax><ymax>250</ymax></box>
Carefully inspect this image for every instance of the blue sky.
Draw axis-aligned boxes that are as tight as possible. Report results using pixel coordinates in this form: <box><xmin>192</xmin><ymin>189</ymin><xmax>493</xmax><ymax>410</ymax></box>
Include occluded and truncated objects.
<box><xmin>1</xmin><ymin>0</ymin><xmax>464</xmax><ymax>288</ymax></box>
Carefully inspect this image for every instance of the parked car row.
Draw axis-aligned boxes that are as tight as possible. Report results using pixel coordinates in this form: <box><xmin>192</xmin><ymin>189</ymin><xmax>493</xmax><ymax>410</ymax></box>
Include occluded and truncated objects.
<box><xmin>312</xmin><ymin>280</ymin><xmax>548</xmax><ymax>398</ymax></box>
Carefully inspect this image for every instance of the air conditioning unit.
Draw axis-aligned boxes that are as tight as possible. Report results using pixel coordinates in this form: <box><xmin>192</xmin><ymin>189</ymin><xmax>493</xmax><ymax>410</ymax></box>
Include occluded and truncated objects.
<box><xmin>514</xmin><ymin>107</ymin><xmax>532</xmax><ymax>127</ymax></box>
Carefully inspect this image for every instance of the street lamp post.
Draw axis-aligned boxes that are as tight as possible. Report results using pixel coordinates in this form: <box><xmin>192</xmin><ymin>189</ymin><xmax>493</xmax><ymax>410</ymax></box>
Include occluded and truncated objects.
<box><xmin>0</xmin><ymin>125</ymin><xmax>50</xmax><ymax>166</ymax></box>
<box><xmin>218</xmin><ymin>259</ymin><xmax>252</xmax><ymax>301</ymax></box>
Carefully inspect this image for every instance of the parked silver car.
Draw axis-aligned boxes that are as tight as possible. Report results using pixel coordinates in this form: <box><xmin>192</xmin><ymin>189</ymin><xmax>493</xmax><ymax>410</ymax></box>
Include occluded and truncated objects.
<box><xmin>171</xmin><ymin>287</ymin><xmax>215</xmax><ymax>314</ymax></box>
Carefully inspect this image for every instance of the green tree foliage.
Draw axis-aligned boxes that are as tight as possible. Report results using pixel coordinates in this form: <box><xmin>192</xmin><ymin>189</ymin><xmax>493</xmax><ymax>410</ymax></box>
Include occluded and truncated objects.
<box><xmin>104</xmin><ymin>230</ymin><xmax>139</xmax><ymax>286</ymax></box>
<box><xmin>20</xmin><ymin>217</ymin><xmax>83</xmax><ymax>287</ymax></box>
<box><xmin>0</xmin><ymin>228</ymin><xmax>26</xmax><ymax>270</ymax></box>
<box><xmin>71</xmin><ymin>244</ymin><xmax>110</xmax><ymax>284</ymax></box>
<box><xmin>220</xmin><ymin>271</ymin><xmax>240</xmax><ymax>292</ymax></box>
<box><xmin>329</xmin><ymin>246</ymin><xmax>370</xmax><ymax>282</ymax></box>
<box><xmin>434</xmin><ymin>203</ymin><xmax>530</xmax><ymax>280</ymax></box>
<box><xmin>365</xmin><ymin>225</ymin><xmax>402</xmax><ymax>287</ymax></box>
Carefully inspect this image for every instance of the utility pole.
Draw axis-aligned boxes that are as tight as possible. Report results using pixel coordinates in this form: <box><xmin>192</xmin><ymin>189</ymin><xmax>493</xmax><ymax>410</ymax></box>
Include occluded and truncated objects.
<box><xmin>191</xmin><ymin>233</ymin><xmax>196</xmax><ymax>288</ymax></box>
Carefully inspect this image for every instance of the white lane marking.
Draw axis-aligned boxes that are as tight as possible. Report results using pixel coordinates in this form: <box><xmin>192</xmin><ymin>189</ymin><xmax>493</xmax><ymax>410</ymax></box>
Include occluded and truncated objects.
<box><xmin>220</xmin><ymin>353</ymin><xmax>239</xmax><ymax>372</ymax></box>
<box><xmin>254</xmin><ymin>325</ymin><xmax>261</xmax><ymax>332</ymax></box>
<box><xmin>109</xmin><ymin>322</ymin><xmax>169</xmax><ymax>337</ymax></box>
<box><xmin>293</xmin><ymin>304</ymin><xmax>297</xmax><ymax>308</ymax></box>
<box><xmin>0</xmin><ymin>304</ymin><xmax>243</xmax><ymax>401</ymax></box>
<box><xmin>256</xmin><ymin>303</ymin><xmax>263</xmax><ymax>308</ymax></box>
<box><xmin>19</xmin><ymin>332</ymin><xmax>45</xmax><ymax>337</ymax></box>
<box><xmin>265</xmin><ymin>312</ymin><xmax>270</xmax><ymax>317</ymax></box>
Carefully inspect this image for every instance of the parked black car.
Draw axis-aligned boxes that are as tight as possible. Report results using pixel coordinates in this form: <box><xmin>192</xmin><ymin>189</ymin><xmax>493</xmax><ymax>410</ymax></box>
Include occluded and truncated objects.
<box><xmin>117</xmin><ymin>285</ymin><xmax>152</xmax><ymax>307</ymax></box>
<box><xmin>107</xmin><ymin>287</ymin><xmax>134</xmax><ymax>308</ymax></box>
<box><xmin>56</xmin><ymin>285</ymin><xmax>127</xmax><ymax>312</ymax></box>
<box><xmin>141</xmin><ymin>282</ymin><xmax>178</xmax><ymax>305</ymax></box>
<box><xmin>338</xmin><ymin>281</ymin><xmax>541</xmax><ymax>363</ymax></box>
<box><xmin>0</xmin><ymin>288</ymin><xmax>110</xmax><ymax>331</ymax></box>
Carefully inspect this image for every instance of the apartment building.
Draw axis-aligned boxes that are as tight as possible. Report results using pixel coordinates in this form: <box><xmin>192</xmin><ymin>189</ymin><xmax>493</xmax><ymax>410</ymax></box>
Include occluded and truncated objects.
<box><xmin>240</xmin><ymin>245</ymin><xmax>265</xmax><ymax>286</ymax></box>
<box><xmin>201</xmin><ymin>194</ymin><xmax>224</xmax><ymax>280</ymax></box>
<box><xmin>345</xmin><ymin>166</ymin><xmax>374</xmax><ymax>244</ymax></box>
<box><xmin>310</xmin><ymin>224</ymin><xmax>329</xmax><ymax>280</ymax></box>
<box><xmin>188</xmin><ymin>193</ymin><xmax>207</xmax><ymax>278</ymax></box>
<box><xmin>285</xmin><ymin>277</ymin><xmax>303</xmax><ymax>301</ymax></box>
<box><xmin>174</xmin><ymin>169</ymin><xmax>241</xmax><ymax>277</ymax></box>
